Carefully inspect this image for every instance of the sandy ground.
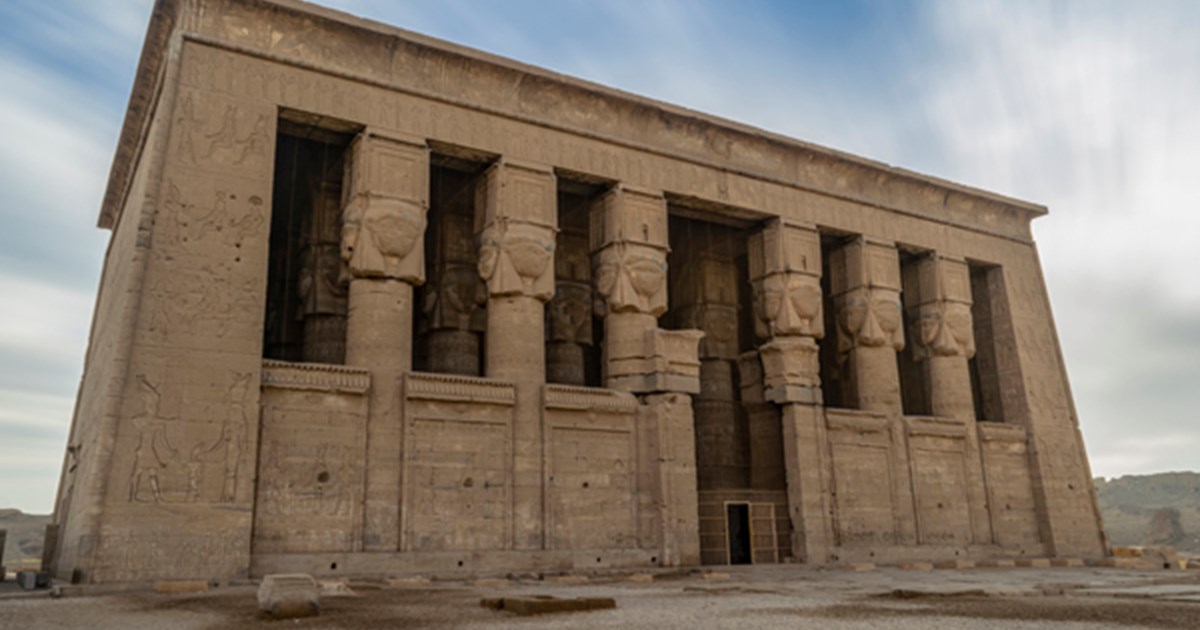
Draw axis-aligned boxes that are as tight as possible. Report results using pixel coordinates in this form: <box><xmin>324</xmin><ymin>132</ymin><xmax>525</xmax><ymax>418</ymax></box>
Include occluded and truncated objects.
<box><xmin>2</xmin><ymin>565</ymin><xmax>1199</xmax><ymax>629</ymax></box>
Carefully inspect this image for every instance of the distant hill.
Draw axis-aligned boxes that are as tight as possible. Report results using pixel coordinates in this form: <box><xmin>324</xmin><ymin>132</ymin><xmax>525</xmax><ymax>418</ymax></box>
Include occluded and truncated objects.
<box><xmin>0</xmin><ymin>509</ymin><xmax>51</xmax><ymax>570</ymax></box>
<box><xmin>1095</xmin><ymin>472</ymin><xmax>1200</xmax><ymax>554</ymax></box>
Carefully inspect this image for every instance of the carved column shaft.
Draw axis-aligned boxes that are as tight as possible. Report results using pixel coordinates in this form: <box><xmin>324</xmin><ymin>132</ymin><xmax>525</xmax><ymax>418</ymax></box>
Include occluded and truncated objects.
<box><xmin>591</xmin><ymin>185</ymin><xmax>701</xmax><ymax>566</ymax></box>
<box><xmin>341</xmin><ymin>130</ymin><xmax>429</xmax><ymax>551</ymax></box>
<box><xmin>831</xmin><ymin>238</ymin><xmax>906</xmax><ymax>414</ymax></box>
<box><xmin>829</xmin><ymin>237</ymin><xmax>917</xmax><ymax>546</ymax></box>
<box><xmin>906</xmin><ymin>254</ymin><xmax>978</xmax><ymax>420</ymax></box>
<box><xmin>906</xmin><ymin>254</ymin><xmax>992</xmax><ymax>543</ymax></box>
<box><xmin>748</xmin><ymin>219</ymin><xmax>831</xmax><ymax>562</ymax></box>
<box><xmin>476</xmin><ymin>159</ymin><xmax>557</xmax><ymax>550</ymax></box>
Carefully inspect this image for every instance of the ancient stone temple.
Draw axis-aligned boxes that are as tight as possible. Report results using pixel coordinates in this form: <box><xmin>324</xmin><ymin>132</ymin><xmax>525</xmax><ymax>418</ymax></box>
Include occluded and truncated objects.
<box><xmin>49</xmin><ymin>0</ymin><xmax>1107</xmax><ymax>584</ymax></box>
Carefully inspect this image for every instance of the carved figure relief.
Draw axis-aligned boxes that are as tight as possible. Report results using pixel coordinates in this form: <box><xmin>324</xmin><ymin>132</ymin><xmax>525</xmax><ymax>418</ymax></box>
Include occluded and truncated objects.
<box><xmin>592</xmin><ymin>243</ymin><xmax>668</xmax><ymax>316</ymax></box>
<box><xmin>753</xmin><ymin>272</ymin><xmax>823</xmax><ymax>339</ymax></box>
<box><xmin>477</xmin><ymin>219</ymin><xmax>556</xmax><ymax>300</ymax></box>
<box><xmin>126</xmin><ymin>372</ymin><xmax>251</xmax><ymax>505</ymax></box>
<box><xmin>422</xmin><ymin>263</ymin><xmax>485</xmax><ymax>331</ymax></box>
<box><xmin>298</xmin><ymin>244</ymin><xmax>348</xmax><ymax>315</ymax></box>
<box><xmin>174</xmin><ymin>93</ymin><xmax>271</xmax><ymax>173</ymax></box>
<box><xmin>547</xmin><ymin>281</ymin><xmax>594</xmax><ymax>343</ymax></box>
<box><xmin>341</xmin><ymin>196</ymin><xmax>427</xmax><ymax>282</ymax></box>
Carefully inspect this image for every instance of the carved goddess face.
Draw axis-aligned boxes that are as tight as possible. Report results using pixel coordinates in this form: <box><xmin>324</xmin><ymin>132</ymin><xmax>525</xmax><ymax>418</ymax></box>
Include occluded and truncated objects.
<box><xmin>837</xmin><ymin>287</ymin><xmax>904</xmax><ymax>351</ymax></box>
<box><xmin>593</xmin><ymin>244</ymin><xmax>667</xmax><ymax>315</ymax></box>
<box><xmin>477</xmin><ymin>221</ymin><xmax>556</xmax><ymax>299</ymax></box>
<box><xmin>756</xmin><ymin>272</ymin><xmax>823</xmax><ymax>338</ymax></box>
<box><xmin>915</xmin><ymin>302</ymin><xmax>975</xmax><ymax>359</ymax></box>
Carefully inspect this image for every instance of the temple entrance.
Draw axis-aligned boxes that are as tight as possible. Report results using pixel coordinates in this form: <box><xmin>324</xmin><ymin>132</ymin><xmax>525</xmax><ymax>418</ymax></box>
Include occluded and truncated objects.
<box><xmin>726</xmin><ymin>503</ymin><xmax>752</xmax><ymax>565</ymax></box>
<box><xmin>664</xmin><ymin>209</ymin><xmax>792</xmax><ymax>565</ymax></box>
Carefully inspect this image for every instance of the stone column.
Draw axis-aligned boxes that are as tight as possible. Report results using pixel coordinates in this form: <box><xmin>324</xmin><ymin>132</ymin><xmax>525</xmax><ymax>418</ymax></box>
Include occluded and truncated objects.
<box><xmin>829</xmin><ymin>237</ymin><xmax>917</xmax><ymax>545</ymax></box>
<box><xmin>589</xmin><ymin>185</ymin><xmax>670</xmax><ymax>391</ymax></box>
<box><xmin>907</xmin><ymin>254</ymin><xmax>993</xmax><ymax>543</ymax></box>
<box><xmin>341</xmin><ymin>130</ymin><xmax>429</xmax><ymax>551</ymax></box>
<box><xmin>908</xmin><ymin>255</ymin><xmax>977</xmax><ymax>419</ymax></box>
<box><xmin>475</xmin><ymin>159</ymin><xmax>557</xmax><ymax>550</ymax></box>
<box><xmin>423</xmin><ymin>186</ymin><xmax>485</xmax><ymax>376</ymax></box>
<box><xmin>748</xmin><ymin>219</ymin><xmax>831</xmax><ymax>562</ymax></box>
<box><xmin>299</xmin><ymin>175</ymin><xmax>349</xmax><ymax>364</ymax></box>
<box><xmin>546</xmin><ymin>221</ymin><xmax>593</xmax><ymax>385</ymax></box>
<box><xmin>830</xmin><ymin>238</ymin><xmax>906</xmax><ymax>414</ymax></box>
<box><xmin>591</xmin><ymin>185</ymin><xmax>702</xmax><ymax>567</ymax></box>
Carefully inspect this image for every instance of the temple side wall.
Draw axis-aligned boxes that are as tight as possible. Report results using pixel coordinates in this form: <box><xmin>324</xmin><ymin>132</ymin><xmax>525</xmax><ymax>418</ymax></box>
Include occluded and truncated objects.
<box><xmin>50</xmin><ymin>25</ymin><xmax>187</xmax><ymax>582</ymax></box>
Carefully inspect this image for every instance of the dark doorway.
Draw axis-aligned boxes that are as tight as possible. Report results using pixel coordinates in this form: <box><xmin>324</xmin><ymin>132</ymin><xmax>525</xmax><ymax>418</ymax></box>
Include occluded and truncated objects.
<box><xmin>726</xmin><ymin>503</ymin><xmax>752</xmax><ymax>565</ymax></box>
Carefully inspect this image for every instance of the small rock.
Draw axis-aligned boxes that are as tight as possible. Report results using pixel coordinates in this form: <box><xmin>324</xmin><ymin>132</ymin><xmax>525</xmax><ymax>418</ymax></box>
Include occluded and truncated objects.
<box><xmin>257</xmin><ymin>574</ymin><xmax>319</xmax><ymax>619</ymax></box>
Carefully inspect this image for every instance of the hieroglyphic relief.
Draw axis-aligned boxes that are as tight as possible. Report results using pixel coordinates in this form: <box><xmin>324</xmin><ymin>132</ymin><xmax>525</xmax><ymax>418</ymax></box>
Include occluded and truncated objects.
<box><xmin>127</xmin><ymin>372</ymin><xmax>252</xmax><ymax>505</ymax></box>
<box><xmin>172</xmin><ymin>91</ymin><xmax>272</xmax><ymax>174</ymax></box>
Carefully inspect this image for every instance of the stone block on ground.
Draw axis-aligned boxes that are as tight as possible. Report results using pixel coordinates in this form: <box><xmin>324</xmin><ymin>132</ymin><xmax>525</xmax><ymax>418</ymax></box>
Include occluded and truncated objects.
<box><xmin>628</xmin><ymin>573</ymin><xmax>654</xmax><ymax>583</ymax></box>
<box><xmin>1050</xmin><ymin>558</ymin><xmax>1085</xmax><ymax>568</ymax></box>
<box><xmin>257</xmin><ymin>574</ymin><xmax>319</xmax><ymax>619</ymax></box>
<box><xmin>839</xmin><ymin>563</ymin><xmax>876</xmax><ymax>572</ymax></box>
<box><xmin>899</xmin><ymin>562</ymin><xmax>934</xmax><ymax>571</ymax></box>
<box><xmin>935</xmin><ymin>560</ymin><xmax>975</xmax><ymax>570</ymax></box>
<box><xmin>1015</xmin><ymin>558</ymin><xmax>1051</xmax><ymax>568</ymax></box>
<box><xmin>482</xmin><ymin>595</ymin><xmax>617</xmax><ymax>616</ymax></box>
<box><xmin>701</xmin><ymin>572</ymin><xmax>730</xmax><ymax>580</ymax></box>
<box><xmin>977</xmin><ymin>559</ymin><xmax>1016</xmax><ymax>568</ymax></box>
<box><xmin>154</xmin><ymin>580</ymin><xmax>209</xmax><ymax>594</ymax></box>
<box><xmin>16</xmin><ymin>571</ymin><xmax>50</xmax><ymax>590</ymax></box>
<box><xmin>319</xmin><ymin>579</ymin><xmax>358</xmax><ymax>597</ymax></box>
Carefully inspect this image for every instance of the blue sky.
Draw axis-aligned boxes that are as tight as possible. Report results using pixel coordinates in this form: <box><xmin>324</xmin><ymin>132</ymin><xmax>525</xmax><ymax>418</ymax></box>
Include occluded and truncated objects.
<box><xmin>1</xmin><ymin>0</ymin><xmax>1198</xmax><ymax>513</ymax></box>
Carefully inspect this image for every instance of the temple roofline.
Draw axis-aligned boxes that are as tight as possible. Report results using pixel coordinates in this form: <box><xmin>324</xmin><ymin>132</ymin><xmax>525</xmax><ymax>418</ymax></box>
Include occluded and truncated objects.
<box><xmin>98</xmin><ymin>0</ymin><xmax>1048</xmax><ymax>230</ymax></box>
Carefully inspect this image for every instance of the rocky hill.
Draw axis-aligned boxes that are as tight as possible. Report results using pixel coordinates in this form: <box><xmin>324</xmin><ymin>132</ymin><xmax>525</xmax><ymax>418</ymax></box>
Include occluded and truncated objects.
<box><xmin>0</xmin><ymin>509</ymin><xmax>51</xmax><ymax>570</ymax></box>
<box><xmin>1095</xmin><ymin>471</ymin><xmax>1200</xmax><ymax>553</ymax></box>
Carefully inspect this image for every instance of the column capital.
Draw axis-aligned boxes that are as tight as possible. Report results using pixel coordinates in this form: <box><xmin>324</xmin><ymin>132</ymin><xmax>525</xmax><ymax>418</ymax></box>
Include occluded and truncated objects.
<box><xmin>589</xmin><ymin>185</ymin><xmax>669</xmax><ymax>317</ymax></box>
<box><xmin>906</xmin><ymin>254</ymin><xmax>975</xmax><ymax>361</ymax></box>
<box><xmin>748</xmin><ymin>219</ymin><xmax>823</xmax><ymax>340</ymax></box>
<box><xmin>341</xmin><ymin>131</ymin><xmax>430</xmax><ymax>284</ymax></box>
<box><xmin>475</xmin><ymin>159</ymin><xmax>558</xmax><ymax>301</ymax></box>
<box><xmin>831</xmin><ymin>239</ymin><xmax>904</xmax><ymax>354</ymax></box>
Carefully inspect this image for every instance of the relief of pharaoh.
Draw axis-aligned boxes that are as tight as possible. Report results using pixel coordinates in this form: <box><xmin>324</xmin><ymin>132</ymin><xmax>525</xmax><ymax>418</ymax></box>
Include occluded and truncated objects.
<box><xmin>912</xmin><ymin>301</ymin><xmax>975</xmax><ymax>360</ymax></box>
<box><xmin>836</xmin><ymin>286</ymin><xmax>905</xmax><ymax>354</ymax></box>
<box><xmin>754</xmin><ymin>272</ymin><xmax>823</xmax><ymax>339</ymax></box>
<box><xmin>477</xmin><ymin>220</ymin><xmax>555</xmax><ymax>300</ymax></box>
<box><xmin>593</xmin><ymin>243</ymin><xmax>667</xmax><ymax>316</ymax></box>
<box><xmin>341</xmin><ymin>196</ymin><xmax>426</xmax><ymax>282</ymax></box>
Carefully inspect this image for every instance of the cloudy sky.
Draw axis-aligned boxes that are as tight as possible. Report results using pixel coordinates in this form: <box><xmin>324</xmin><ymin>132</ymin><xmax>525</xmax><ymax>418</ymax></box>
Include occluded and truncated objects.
<box><xmin>1</xmin><ymin>0</ymin><xmax>1197</xmax><ymax>513</ymax></box>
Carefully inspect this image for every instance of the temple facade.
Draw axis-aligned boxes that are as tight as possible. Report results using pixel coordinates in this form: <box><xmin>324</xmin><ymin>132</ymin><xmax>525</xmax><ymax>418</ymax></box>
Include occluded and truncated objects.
<box><xmin>49</xmin><ymin>0</ymin><xmax>1107</xmax><ymax>584</ymax></box>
